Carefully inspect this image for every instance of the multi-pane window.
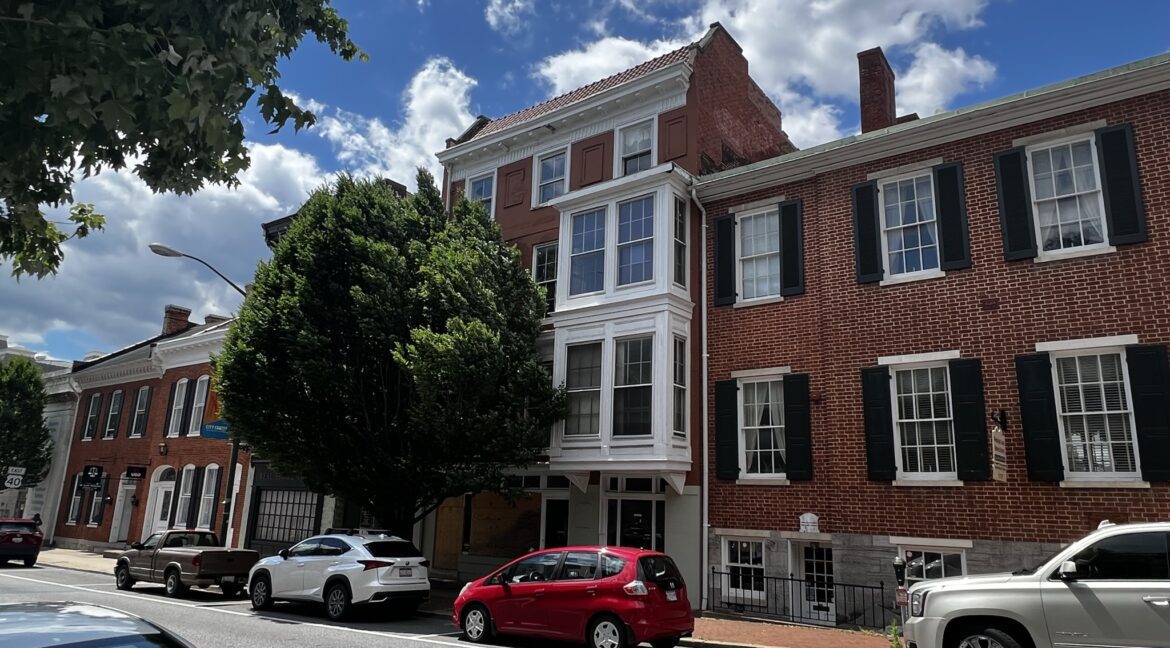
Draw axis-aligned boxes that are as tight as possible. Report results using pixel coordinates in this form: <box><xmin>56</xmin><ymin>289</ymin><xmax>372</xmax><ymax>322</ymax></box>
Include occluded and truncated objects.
<box><xmin>87</xmin><ymin>476</ymin><xmax>106</xmax><ymax>525</ymax></box>
<box><xmin>614</xmin><ymin>337</ymin><xmax>653</xmax><ymax>436</ymax></box>
<box><xmin>881</xmin><ymin>174</ymin><xmax>939</xmax><ymax>276</ymax></box>
<box><xmin>893</xmin><ymin>366</ymin><xmax>956</xmax><ymax>476</ymax></box>
<box><xmin>902</xmin><ymin>548</ymin><xmax>965</xmax><ymax>585</ymax></box>
<box><xmin>673</xmin><ymin>337</ymin><xmax>686</xmax><ymax>439</ymax></box>
<box><xmin>167</xmin><ymin>379</ymin><xmax>187</xmax><ymax>438</ymax></box>
<box><xmin>533</xmin><ymin>243</ymin><xmax>558</xmax><ymax>315</ymax></box>
<box><xmin>617</xmin><ymin>196</ymin><xmax>654</xmax><ymax>286</ymax></box>
<box><xmin>174</xmin><ymin>465</ymin><xmax>196</xmax><ymax>528</ymax></box>
<box><xmin>565</xmin><ymin>343</ymin><xmax>602</xmax><ymax>436</ymax></box>
<box><xmin>569</xmin><ymin>208</ymin><xmax>605</xmax><ymax>295</ymax></box>
<box><xmin>739</xmin><ymin>209</ymin><xmax>780</xmax><ymax>300</ymax></box>
<box><xmin>102</xmin><ymin>390</ymin><xmax>123</xmax><ymax>439</ymax></box>
<box><xmin>1054</xmin><ymin>352</ymin><xmax>1138</xmax><ymax>476</ymax></box>
<box><xmin>725</xmin><ymin>539</ymin><xmax>765</xmax><ymax>598</ymax></box>
<box><xmin>740</xmin><ymin>379</ymin><xmax>785</xmax><ymax>475</ymax></box>
<box><xmin>619</xmin><ymin>121</ymin><xmax>653</xmax><ymax>175</ymax></box>
<box><xmin>1028</xmin><ymin>138</ymin><xmax>1106</xmax><ymax>253</ymax></box>
<box><xmin>197</xmin><ymin>465</ymin><xmax>220</xmax><ymax>529</ymax></box>
<box><xmin>188</xmin><ymin>375</ymin><xmax>210</xmax><ymax>436</ymax></box>
<box><xmin>66</xmin><ymin>474</ymin><xmax>83</xmax><ymax>523</ymax></box>
<box><xmin>82</xmin><ymin>393</ymin><xmax>101</xmax><ymax>439</ymax></box>
<box><xmin>129</xmin><ymin>386</ymin><xmax>150</xmax><ymax>437</ymax></box>
<box><xmin>469</xmin><ymin>174</ymin><xmax>494</xmax><ymax>216</ymax></box>
<box><xmin>538</xmin><ymin>152</ymin><xmax>566</xmax><ymax>204</ymax></box>
<box><xmin>673</xmin><ymin>197</ymin><xmax>687</xmax><ymax>286</ymax></box>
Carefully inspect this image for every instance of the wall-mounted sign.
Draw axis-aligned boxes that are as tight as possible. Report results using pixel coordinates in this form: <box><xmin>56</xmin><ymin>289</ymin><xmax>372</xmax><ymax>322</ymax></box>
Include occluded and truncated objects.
<box><xmin>799</xmin><ymin>512</ymin><xmax>820</xmax><ymax>534</ymax></box>
<box><xmin>125</xmin><ymin>465</ymin><xmax>148</xmax><ymax>480</ymax></box>
<box><xmin>991</xmin><ymin>425</ymin><xmax>1008</xmax><ymax>482</ymax></box>
<box><xmin>201</xmin><ymin>420</ymin><xmax>230</xmax><ymax>440</ymax></box>
<box><xmin>80</xmin><ymin>465</ymin><xmax>104</xmax><ymax>490</ymax></box>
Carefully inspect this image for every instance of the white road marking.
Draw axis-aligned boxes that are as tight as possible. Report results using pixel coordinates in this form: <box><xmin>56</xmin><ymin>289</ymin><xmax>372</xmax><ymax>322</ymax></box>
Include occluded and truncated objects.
<box><xmin>0</xmin><ymin>571</ymin><xmax>463</xmax><ymax>646</ymax></box>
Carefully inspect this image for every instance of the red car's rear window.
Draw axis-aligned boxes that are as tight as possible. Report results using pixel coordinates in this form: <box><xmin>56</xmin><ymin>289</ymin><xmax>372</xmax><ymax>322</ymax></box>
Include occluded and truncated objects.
<box><xmin>638</xmin><ymin>555</ymin><xmax>683</xmax><ymax>585</ymax></box>
<box><xmin>0</xmin><ymin>522</ymin><xmax>36</xmax><ymax>533</ymax></box>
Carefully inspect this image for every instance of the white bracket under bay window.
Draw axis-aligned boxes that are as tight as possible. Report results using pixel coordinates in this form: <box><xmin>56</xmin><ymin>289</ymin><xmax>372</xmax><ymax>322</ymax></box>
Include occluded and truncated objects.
<box><xmin>535</xmin><ymin>149</ymin><xmax>567</xmax><ymax>205</ymax></box>
<box><xmin>736</xmin><ymin>207</ymin><xmax>781</xmax><ymax>302</ymax></box>
<box><xmin>617</xmin><ymin>120</ymin><xmax>654</xmax><ymax>177</ymax></box>
<box><xmin>617</xmin><ymin>195</ymin><xmax>654</xmax><ymax>286</ymax></box>
<box><xmin>890</xmin><ymin>362</ymin><xmax>957</xmax><ymax>481</ymax></box>
<box><xmin>533</xmin><ymin>242</ymin><xmax>558</xmax><ymax>315</ymax></box>
<box><xmin>738</xmin><ymin>375</ymin><xmax>787</xmax><ymax>479</ymax></box>
<box><xmin>879</xmin><ymin>172</ymin><xmax>942</xmax><ymax>283</ymax></box>
<box><xmin>468</xmin><ymin>172</ymin><xmax>495</xmax><ymax>217</ymax></box>
<box><xmin>1051</xmin><ymin>348</ymin><xmax>1141</xmax><ymax>480</ymax></box>
<box><xmin>1025</xmin><ymin>135</ymin><xmax>1110</xmax><ymax>259</ymax></box>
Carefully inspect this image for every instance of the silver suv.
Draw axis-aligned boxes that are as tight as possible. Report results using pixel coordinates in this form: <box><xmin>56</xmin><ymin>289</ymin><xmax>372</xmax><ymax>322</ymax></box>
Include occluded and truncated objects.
<box><xmin>903</xmin><ymin>522</ymin><xmax>1170</xmax><ymax>648</ymax></box>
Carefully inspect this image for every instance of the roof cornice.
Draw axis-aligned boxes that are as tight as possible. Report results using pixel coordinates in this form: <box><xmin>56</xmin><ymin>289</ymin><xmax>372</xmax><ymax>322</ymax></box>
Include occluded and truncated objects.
<box><xmin>153</xmin><ymin>325</ymin><xmax>229</xmax><ymax>369</ymax></box>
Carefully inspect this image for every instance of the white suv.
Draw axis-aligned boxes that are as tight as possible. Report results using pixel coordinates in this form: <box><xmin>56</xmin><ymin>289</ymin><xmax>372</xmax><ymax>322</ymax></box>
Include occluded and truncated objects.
<box><xmin>248</xmin><ymin>533</ymin><xmax>430</xmax><ymax>621</ymax></box>
<box><xmin>904</xmin><ymin>522</ymin><xmax>1170</xmax><ymax>648</ymax></box>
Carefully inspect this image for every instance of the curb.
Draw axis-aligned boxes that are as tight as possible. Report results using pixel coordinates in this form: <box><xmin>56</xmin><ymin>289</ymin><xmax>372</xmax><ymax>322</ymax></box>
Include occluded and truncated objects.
<box><xmin>682</xmin><ymin>640</ymin><xmax>782</xmax><ymax>648</ymax></box>
<box><xmin>36</xmin><ymin>561</ymin><xmax>114</xmax><ymax>578</ymax></box>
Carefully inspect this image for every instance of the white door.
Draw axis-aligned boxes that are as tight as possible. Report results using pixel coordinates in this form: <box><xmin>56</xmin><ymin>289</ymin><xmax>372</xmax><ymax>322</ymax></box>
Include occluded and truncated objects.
<box><xmin>150</xmin><ymin>485</ymin><xmax>174</xmax><ymax>535</ymax></box>
<box><xmin>107</xmin><ymin>482</ymin><xmax>136</xmax><ymax>543</ymax></box>
<box><xmin>791</xmin><ymin>542</ymin><xmax>835</xmax><ymax>626</ymax></box>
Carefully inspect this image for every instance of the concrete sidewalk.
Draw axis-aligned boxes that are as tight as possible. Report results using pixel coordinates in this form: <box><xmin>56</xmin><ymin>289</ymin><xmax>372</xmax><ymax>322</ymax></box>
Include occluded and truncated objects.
<box><xmin>36</xmin><ymin>547</ymin><xmax>116</xmax><ymax>576</ymax></box>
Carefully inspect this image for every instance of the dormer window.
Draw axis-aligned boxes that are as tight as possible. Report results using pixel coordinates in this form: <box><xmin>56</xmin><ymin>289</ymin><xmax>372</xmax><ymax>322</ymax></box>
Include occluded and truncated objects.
<box><xmin>619</xmin><ymin>121</ymin><xmax>653</xmax><ymax>176</ymax></box>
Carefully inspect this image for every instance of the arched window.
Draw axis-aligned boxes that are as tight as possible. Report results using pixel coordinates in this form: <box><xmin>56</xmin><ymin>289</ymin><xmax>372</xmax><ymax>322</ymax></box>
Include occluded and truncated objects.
<box><xmin>159</xmin><ymin>467</ymin><xmax>176</xmax><ymax>482</ymax></box>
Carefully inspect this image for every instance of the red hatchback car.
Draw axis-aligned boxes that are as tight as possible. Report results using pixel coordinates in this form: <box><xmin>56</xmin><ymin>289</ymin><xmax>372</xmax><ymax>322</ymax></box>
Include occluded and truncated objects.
<box><xmin>453</xmin><ymin>546</ymin><xmax>693</xmax><ymax>648</ymax></box>
<box><xmin>0</xmin><ymin>518</ymin><xmax>43</xmax><ymax>567</ymax></box>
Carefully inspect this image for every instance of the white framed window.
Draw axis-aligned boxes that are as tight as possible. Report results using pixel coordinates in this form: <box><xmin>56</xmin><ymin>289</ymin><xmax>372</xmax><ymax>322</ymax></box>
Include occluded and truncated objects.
<box><xmin>536</xmin><ymin>150</ymin><xmax>567</xmax><ymax>204</ymax></box>
<box><xmin>618</xmin><ymin>120</ymin><xmax>653</xmax><ymax>176</ymax></box>
<box><xmin>673</xmin><ymin>196</ymin><xmax>687</xmax><ymax>287</ymax></box>
<box><xmin>565</xmin><ymin>342</ymin><xmax>602</xmax><ymax>437</ymax></box>
<box><xmin>604</xmin><ymin>475</ymin><xmax>666</xmax><ymax>551</ymax></box>
<box><xmin>66</xmin><ymin>474</ymin><xmax>83</xmax><ymax>524</ymax></box>
<box><xmin>102</xmin><ymin>390</ymin><xmax>123</xmax><ymax>439</ymax></box>
<box><xmin>167</xmin><ymin>379</ymin><xmax>188</xmax><ymax>438</ymax></box>
<box><xmin>174</xmin><ymin>465</ymin><xmax>196</xmax><ymax>528</ymax></box>
<box><xmin>469</xmin><ymin>173</ymin><xmax>494</xmax><ymax>217</ymax></box>
<box><xmin>1025</xmin><ymin>135</ymin><xmax>1109</xmax><ymax>256</ymax></box>
<box><xmin>613</xmin><ymin>336</ymin><xmax>653</xmax><ymax>437</ymax></box>
<box><xmin>1052</xmin><ymin>349</ymin><xmax>1140</xmax><ymax>479</ymax></box>
<box><xmin>86</xmin><ymin>476</ymin><xmax>106</xmax><ymax>526</ymax></box>
<box><xmin>737</xmin><ymin>207</ymin><xmax>781</xmax><ymax>301</ymax></box>
<box><xmin>892</xmin><ymin>364</ymin><xmax>957</xmax><ymax>480</ymax></box>
<box><xmin>569</xmin><ymin>207</ymin><xmax>606</xmax><ymax>295</ymax></box>
<box><xmin>879</xmin><ymin>172</ymin><xmax>940</xmax><ymax>278</ymax></box>
<box><xmin>129</xmin><ymin>386</ymin><xmax>150</xmax><ymax>438</ymax></box>
<box><xmin>900</xmin><ymin>546</ymin><xmax>966</xmax><ymax>585</ymax></box>
<box><xmin>723</xmin><ymin>538</ymin><xmax>766</xmax><ymax>600</ymax></box>
<box><xmin>187</xmin><ymin>375</ymin><xmax>210</xmax><ymax>436</ymax></box>
<box><xmin>82</xmin><ymin>393</ymin><xmax>101</xmax><ymax>440</ymax></box>
<box><xmin>672</xmin><ymin>336</ymin><xmax>686</xmax><ymax>439</ymax></box>
<box><xmin>617</xmin><ymin>195</ymin><xmax>654</xmax><ymax>286</ymax></box>
<box><xmin>197</xmin><ymin>465</ymin><xmax>220</xmax><ymax>529</ymax></box>
<box><xmin>739</xmin><ymin>377</ymin><xmax>786</xmax><ymax>477</ymax></box>
<box><xmin>533</xmin><ymin>242</ymin><xmax>558</xmax><ymax>315</ymax></box>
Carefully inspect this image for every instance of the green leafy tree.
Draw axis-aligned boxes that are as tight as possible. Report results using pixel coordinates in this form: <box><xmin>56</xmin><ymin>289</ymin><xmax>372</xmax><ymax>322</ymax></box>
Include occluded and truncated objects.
<box><xmin>0</xmin><ymin>356</ymin><xmax>53</xmax><ymax>490</ymax></box>
<box><xmin>214</xmin><ymin>172</ymin><xmax>564</xmax><ymax>536</ymax></box>
<box><xmin>0</xmin><ymin>0</ymin><xmax>363</xmax><ymax>277</ymax></box>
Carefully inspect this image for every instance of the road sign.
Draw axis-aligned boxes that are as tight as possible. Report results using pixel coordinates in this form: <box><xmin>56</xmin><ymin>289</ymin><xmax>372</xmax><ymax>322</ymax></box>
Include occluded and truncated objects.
<box><xmin>201</xmin><ymin>420</ymin><xmax>230</xmax><ymax>440</ymax></box>
<box><xmin>6</xmin><ymin>466</ymin><xmax>26</xmax><ymax>476</ymax></box>
<box><xmin>80</xmin><ymin>465</ymin><xmax>104</xmax><ymax>491</ymax></box>
<box><xmin>3</xmin><ymin>475</ymin><xmax>22</xmax><ymax>489</ymax></box>
<box><xmin>895</xmin><ymin>586</ymin><xmax>909</xmax><ymax>607</ymax></box>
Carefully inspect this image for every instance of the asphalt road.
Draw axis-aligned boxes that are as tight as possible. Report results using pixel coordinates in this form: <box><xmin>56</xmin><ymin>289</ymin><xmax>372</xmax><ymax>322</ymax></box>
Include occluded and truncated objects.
<box><xmin>0</xmin><ymin>564</ymin><xmax>573</xmax><ymax>648</ymax></box>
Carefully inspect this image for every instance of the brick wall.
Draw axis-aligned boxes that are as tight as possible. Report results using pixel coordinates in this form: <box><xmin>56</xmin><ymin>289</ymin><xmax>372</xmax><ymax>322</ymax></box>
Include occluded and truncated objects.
<box><xmin>704</xmin><ymin>90</ymin><xmax>1170</xmax><ymax>545</ymax></box>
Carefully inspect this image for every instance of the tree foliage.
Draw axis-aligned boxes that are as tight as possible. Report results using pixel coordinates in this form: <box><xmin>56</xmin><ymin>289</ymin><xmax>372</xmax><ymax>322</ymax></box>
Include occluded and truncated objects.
<box><xmin>0</xmin><ymin>0</ymin><xmax>363</xmax><ymax>277</ymax></box>
<box><xmin>0</xmin><ymin>356</ymin><xmax>53</xmax><ymax>490</ymax></box>
<box><xmin>214</xmin><ymin>172</ymin><xmax>564</xmax><ymax>535</ymax></box>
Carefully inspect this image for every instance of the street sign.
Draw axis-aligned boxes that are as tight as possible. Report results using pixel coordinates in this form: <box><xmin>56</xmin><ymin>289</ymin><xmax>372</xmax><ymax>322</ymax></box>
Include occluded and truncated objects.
<box><xmin>80</xmin><ymin>465</ymin><xmax>104</xmax><ymax>491</ymax></box>
<box><xmin>895</xmin><ymin>586</ymin><xmax>909</xmax><ymax>607</ymax></box>
<box><xmin>3</xmin><ymin>475</ymin><xmax>22</xmax><ymax>489</ymax></box>
<box><xmin>6</xmin><ymin>466</ymin><xmax>26</xmax><ymax>476</ymax></box>
<box><xmin>125</xmin><ymin>465</ymin><xmax>148</xmax><ymax>480</ymax></box>
<box><xmin>201</xmin><ymin>420</ymin><xmax>230</xmax><ymax>440</ymax></box>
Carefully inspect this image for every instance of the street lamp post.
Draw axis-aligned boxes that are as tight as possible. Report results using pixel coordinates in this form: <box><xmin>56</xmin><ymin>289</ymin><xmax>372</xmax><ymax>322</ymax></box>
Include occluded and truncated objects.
<box><xmin>150</xmin><ymin>243</ymin><xmax>245</xmax><ymax>546</ymax></box>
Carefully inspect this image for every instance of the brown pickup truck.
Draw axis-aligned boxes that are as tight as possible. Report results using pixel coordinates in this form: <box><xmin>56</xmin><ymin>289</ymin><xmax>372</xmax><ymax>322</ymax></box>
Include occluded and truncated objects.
<box><xmin>114</xmin><ymin>530</ymin><xmax>259</xmax><ymax>598</ymax></box>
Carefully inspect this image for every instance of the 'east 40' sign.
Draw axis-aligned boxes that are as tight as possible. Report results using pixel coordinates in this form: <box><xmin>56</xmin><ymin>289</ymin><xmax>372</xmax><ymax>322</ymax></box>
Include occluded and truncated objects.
<box><xmin>201</xmin><ymin>420</ymin><xmax>230</xmax><ymax>440</ymax></box>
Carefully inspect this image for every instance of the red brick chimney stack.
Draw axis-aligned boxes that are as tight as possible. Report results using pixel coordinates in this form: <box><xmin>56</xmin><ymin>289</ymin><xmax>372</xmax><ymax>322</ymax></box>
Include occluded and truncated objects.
<box><xmin>162</xmin><ymin>304</ymin><xmax>193</xmax><ymax>335</ymax></box>
<box><xmin>858</xmin><ymin>47</ymin><xmax>897</xmax><ymax>133</ymax></box>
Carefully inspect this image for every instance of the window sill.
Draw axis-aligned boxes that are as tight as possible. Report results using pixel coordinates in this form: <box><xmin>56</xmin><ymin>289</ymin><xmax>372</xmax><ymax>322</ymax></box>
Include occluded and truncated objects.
<box><xmin>129</xmin><ymin>435</ymin><xmax>142</xmax><ymax>439</ymax></box>
<box><xmin>1033</xmin><ymin>245</ymin><xmax>1117</xmax><ymax>263</ymax></box>
<box><xmin>879</xmin><ymin>270</ymin><xmax>946</xmax><ymax>287</ymax></box>
<box><xmin>81</xmin><ymin>438</ymin><xmax>92</xmax><ymax>442</ymax></box>
<box><xmin>616</xmin><ymin>279</ymin><xmax>655</xmax><ymax>290</ymax></box>
<box><xmin>735</xmin><ymin>478</ymin><xmax>789</xmax><ymax>486</ymax></box>
<box><xmin>892</xmin><ymin>479</ymin><xmax>964</xmax><ymax>487</ymax></box>
<box><xmin>733</xmin><ymin>295</ymin><xmax>784</xmax><ymax>309</ymax></box>
<box><xmin>65</xmin><ymin>522</ymin><xmax>76</xmax><ymax>526</ymax></box>
<box><xmin>1059</xmin><ymin>479</ymin><xmax>1150</xmax><ymax>489</ymax></box>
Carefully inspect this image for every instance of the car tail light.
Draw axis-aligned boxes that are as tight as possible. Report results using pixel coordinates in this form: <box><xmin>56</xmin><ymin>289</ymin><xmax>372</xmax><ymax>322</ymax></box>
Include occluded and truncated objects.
<box><xmin>358</xmin><ymin>560</ymin><xmax>396</xmax><ymax>571</ymax></box>
<box><xmin>192</xmin><ymin>555</ymin><xmax>202</xmax><ymax>568</ymax></box>
<box><xmin>420</xmin><ymin>559</ymin><xmax>430</xmax><ymax>568</ymax></box>
<box><xmin>623</xmin><ymin>580</ymin><xmax>648</xmax><ymax>596</ymax></box>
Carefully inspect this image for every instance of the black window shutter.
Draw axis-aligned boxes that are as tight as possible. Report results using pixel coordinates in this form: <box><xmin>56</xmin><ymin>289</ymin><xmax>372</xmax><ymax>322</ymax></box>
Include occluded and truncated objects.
<box><xmin>861</xmin><ymin>366</ymin><xmax>896</xmax><ymax>480</ymax></box>
<box><xmin>933</xmin><ymin>162</ymin><xmax>971</xmax><ymax>270</ymax></box>
<box><xmin>949</xmin><ymin>359</ymin><xmax>989</xmax><ymax>481</ymax></box>
<box><xmin>178</xmin><ymin>381</ymin><xmax>196</xmax><ymax>437</ymax></box>
<box><xmin>1015</xmin><ymin>353</ymin><xmax>1064</xmax><ymax>481</ymax></box>
<box><xmin>994</xmin><ymin>148</ymin><xmax>1038</xmax><ymax>261</ymax></box>
<box><xmin>779</xmin><ymin>199</ymin><xmax>805</xmax><ymax>296</ymax></box>
<box><xmin>852</xmin><ymin>181</ymin><xmax>883</xmax><ymax>283</ymax></box>
<box><xmin>162</xmin><ymin>383</ymin><xmax>177</xmax><ymax>437</ymax></box>
<box><xmin>1125</xmin><ymin>345</ymin><xmax>1170</xmax><ymax>482</ymax></box>
<box><xmin>714</xmin><ymin>217</ymin><xmax>737</xmax><ymax>305</ymax></box>
<box><xmin>783</xmin><ymin>373</ymin><xmax>813</xmax><ymax>480</ymax></box>
<box><xmin>1096</xmin><ymin>124</ymin><xmax>1146</xmax><ymax>245</ymax></box>
<box><xmin>715</xmin><ymin>380</ymin><xmax>740</xmax><ymax>480</ymax></box>
<box><xmin>187</xmin><ymin>467</ymin><xmax>205</xmax><ymax>528</ymax></box>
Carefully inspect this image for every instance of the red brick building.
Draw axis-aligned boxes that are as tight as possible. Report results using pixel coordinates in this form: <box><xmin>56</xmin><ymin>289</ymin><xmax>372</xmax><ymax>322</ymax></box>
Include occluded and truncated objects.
<box><xmin>693</xmin><ymin>48</ymin><xmax>1170</xmax><ymax>624</ymax></box>
<box><xmin>54</xmin><ymin>306</ymin><xmax>251</xmax><ymax>551</ymax></box>
<box><xmin>430</xmin><ymin>23</ymin><xmax>792</xmax><ymax>601</ymax></box>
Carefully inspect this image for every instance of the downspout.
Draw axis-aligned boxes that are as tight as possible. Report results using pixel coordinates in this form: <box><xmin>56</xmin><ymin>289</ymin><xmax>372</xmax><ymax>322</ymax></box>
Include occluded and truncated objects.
<box><xmin>689</xmin><ymin>183</ymin><xmax>710</xmax><ymax>610</ymax></box>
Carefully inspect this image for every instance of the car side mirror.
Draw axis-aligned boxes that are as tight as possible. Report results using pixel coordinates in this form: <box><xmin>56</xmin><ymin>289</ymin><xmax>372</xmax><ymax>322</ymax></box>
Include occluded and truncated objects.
<box><xmin>1059</xmin><ymin>560</ymin><xmax>1079</xmax><ymax>581</ymax></box>
<box><xmin>278</xmin><ymin>549</ymin><xmax>289</xmax><ymax>560</ymax></box>
<box><xmin>130</xmin><ymin>542</ymin><xmax>143</xmax><ymax>550</ymax></box>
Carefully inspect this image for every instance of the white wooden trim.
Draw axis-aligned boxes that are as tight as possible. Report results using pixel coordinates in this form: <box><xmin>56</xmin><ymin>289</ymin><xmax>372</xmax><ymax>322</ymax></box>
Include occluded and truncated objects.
<box><xmin>727</xmin><ymin>196</ymin><xmax>786</xmax><ymax>215</ymax></box>
<box><xmin>1059</xmin><ymin>480</ymin><xmax>1150</xmax><ymax>489</ymax></box>
<box><xmin>730</xmin><ymin>366</ymin><xmax>791</xmax><ymax>379</ymax></box>
<box><xmin>467</xmin><ymin>170</ymin><xmax>498</xmax><ymax>220</ymax></box>
<box><xmin>867</xmin><ymin>157</ymin><xmax>944</xmax><ymax>181</ymax></box>
<box><xmin>713</xmin><ymin>528</ymin><xmax>771</xmax><ymax>539</ymax></box>
<box><xmin>733</xmin><ymin>295</ymin><xmax>784</xmax><ymax>309</ymax></box>
<box><xmin>735</xmin><ymin>478</ymin><xmax>790</xmax><ymax>486</ymax></box>
<box><xmin>1035</xmin><ymin>335</ymin><xmax>1138</xmax><ymax>352</ymax></box>
<box><xmin>613</xmin><ymin>117</ymin><xmax>658</xmax><ymax>179</ymax></box>
<box><xmin>779</xmin><ymin>530</ymin><xmax>833</xmax><ymax>542</ymax></box>
<box><xmin>1012</xmin><ymin>119</ymin><xmax>1107</xmax><ymax>147</ymax></box>
<box><xmin>889</xmin><ymin>536</ymin><xmax>973</xmax><ymax>549</ymax></box>
<box><xmin>878</xmin><ymin>350</ymin><xmax>960</xmax><ymax>365</ymax></box>
<box><xmin>879</xmin><ymin>269</ymin><xmax>946</xmax><ymax>287</ymax></box>
<box><xmin>1033</xmin><ymin>245</ymin><xmax>1117</xmax><ymax>263</ymax></box>
<box><xmin>892</xmin><ymin>479</ymin><xmax>965</xmax><ymax>488</ymax></box>
<box><xmin>532</xmin><ymin>146</ymin><xmax>571</xmax><ymax>208</ymax></box>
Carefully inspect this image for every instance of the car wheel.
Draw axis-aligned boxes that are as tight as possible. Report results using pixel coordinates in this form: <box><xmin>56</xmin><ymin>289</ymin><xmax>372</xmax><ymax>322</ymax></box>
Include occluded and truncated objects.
<box><xmin>23</xmin><ymin>557</ymin><xmax>36</xmax><ymax>568</ymax></box>
<box><xmin>651</xmin><ymin>639</ymin><xmax>680</xmax><ymax>648</ymax></box>
<box><xmin>250</xmin><ymin>574</ymin><xmax>273</xmax><ymax>611</ymax></box>
<box><xmin>588</xmin><ymin>615</ymin><xmax>628</xmax><ymax>648</ymax></box>
<box><xmin>324</xmin><ymin>581</ymin><xmax>351</xmax><ymax>621</ymax></box>
<box><xmin>955</xmin><ymin>627</ymin><xmax>1025</xmax><ymax>648</ymax></box>
<box><xmin>164</xmin><ymin>570</ymin><xmax>187</xmax><ymax>598</ymax></box>
<box><xmin>115</xmin><ymin>564</ymin><xmax>135</xmax><ymax>590</ymax></box>
<box><xmin>221</xmin><ymin>583</ymin><xmax>242</xmax><ymax>598</ymax></box>
<box><xmin>461</xmin><ymin>605</ymin><xmax>493</xmax><ymax>643</ymax></box>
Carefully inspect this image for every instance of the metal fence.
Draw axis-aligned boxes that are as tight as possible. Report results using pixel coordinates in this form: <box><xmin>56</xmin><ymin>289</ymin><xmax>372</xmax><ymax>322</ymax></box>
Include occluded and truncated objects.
<box><xmin>708</xmin><ymin>569</ymin><xmax>891</xmax><ymax>630</ymax></box>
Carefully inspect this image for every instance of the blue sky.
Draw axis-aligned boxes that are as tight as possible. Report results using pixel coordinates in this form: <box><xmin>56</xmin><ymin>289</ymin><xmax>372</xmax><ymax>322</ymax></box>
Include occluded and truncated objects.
<box><xmin>5</xmin><ymin>0</ymin><xmax>1170</xmax><ymax>362</ymax></box>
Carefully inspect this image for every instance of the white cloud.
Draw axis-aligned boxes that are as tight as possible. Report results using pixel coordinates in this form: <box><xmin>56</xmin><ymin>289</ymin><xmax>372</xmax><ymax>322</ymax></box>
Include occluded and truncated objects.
<box><xmin>485</xmin><ymin>0</ymin><xmax>535</xmax><ymax>35</ymax></box>
<box><xmin>897</xmin><ymin>42</ymin><xmax>995</xmax><ymax>117</ymax></box>
<box><xmin>533</xmin><ymin>36</ymin><xmax>686</xmax><ymax>96</ymax></box>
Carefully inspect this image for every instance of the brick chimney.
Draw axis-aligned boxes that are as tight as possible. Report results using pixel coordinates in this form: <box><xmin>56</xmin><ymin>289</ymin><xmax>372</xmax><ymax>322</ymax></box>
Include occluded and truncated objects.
<box><xmin>162</xmin><ymin>304</ymin><xmax>193</xmax><ymax>335</ymax></box>
<box><xmin>858</xmin><ymin>47</ymin><xmax>897</xmax><ymax>133</ymax></box>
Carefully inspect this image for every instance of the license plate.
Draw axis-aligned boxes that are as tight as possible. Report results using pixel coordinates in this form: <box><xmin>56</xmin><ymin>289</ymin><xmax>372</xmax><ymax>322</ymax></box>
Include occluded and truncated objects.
<box><xmin>11</xmin><ymin>537</ymin><xmax>21</xmax><ymax>543</ymax></box>
<box><xmin>221</xmin><ymin>576</ymin><xmax>235</xmax><ymax>583</ymax></box>
<box><xmin>400</xmin><ymin>568</ymin><xmax>412</xmax><ymax>577</ymax></box>
<box><xmin>665</xmin><ymin>590</ymin><xmax>678</xmax><ymax>601</ymax></box>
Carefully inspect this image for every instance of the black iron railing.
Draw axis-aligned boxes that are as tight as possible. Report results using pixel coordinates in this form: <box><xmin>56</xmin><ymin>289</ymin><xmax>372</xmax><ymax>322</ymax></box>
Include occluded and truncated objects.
<box><xmin>708</xmin><ymin>568</ymin><xmax>891</xmax><ymax>630</ymax></box>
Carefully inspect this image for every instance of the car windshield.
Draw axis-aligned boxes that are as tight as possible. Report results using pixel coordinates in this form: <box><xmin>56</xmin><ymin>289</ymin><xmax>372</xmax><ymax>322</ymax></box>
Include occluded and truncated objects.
<box><xmin>364</xmin><ymin>540</ymin><xmax>422</xmax><ymax>558</ymax></box>
<box><xmin>0</xmin><ymin>522</ymin><xmax>36</xmax><ymax>533</ymax></box>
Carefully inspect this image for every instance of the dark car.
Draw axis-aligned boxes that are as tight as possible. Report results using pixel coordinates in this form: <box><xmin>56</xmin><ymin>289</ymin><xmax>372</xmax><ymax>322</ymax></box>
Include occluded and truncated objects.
<box><xmin>0</xmin><ymin>602</ymin><xmax>194</xmax><ymax>647</ymax></box>
<box><xmin>453</xmin><ymin>546</ymin><xmax>693</xmax><ymax>648</ymax></box>
<box><xmin>0</xmin><ymin>519</ymin><xmax>42</xmax><ymax>567</ymax></box>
